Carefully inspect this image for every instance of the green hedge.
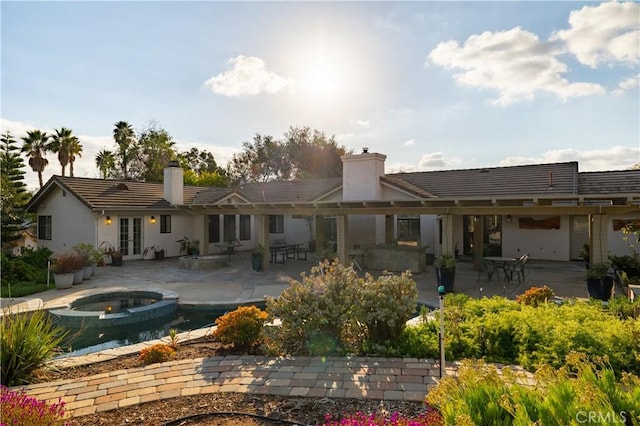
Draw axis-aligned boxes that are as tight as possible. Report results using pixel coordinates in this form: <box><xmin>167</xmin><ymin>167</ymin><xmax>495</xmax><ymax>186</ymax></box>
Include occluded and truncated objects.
<box><xmin>400</xmin><ymin>295</ymin><xmax>640</xmax><ymax>375</ymax></box>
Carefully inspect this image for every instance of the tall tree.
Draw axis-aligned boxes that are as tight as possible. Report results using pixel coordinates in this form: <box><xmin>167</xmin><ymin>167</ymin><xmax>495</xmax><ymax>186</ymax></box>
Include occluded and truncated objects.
<box><xmin>226</xmin><ymin>126</ymin><xmax>350</xmax><ymax>184</ymax></box>
<box><xmin>284</xmin><ymin>126</ymin><xmax>348</xmax><ymax>179</ymax></box>
<box><xmin>67</xmin><ymin>135</ymin><xmax>82</xmax><ymax>177</ymax></box>
<box><xmin>1</xmin><ymin>131</ymin><xmax>31</xmax><ymax>250</ymax></box>
<box><xmin>50</xmin><ymin>127</ymin><xmax>73</xmax><ymax>176</ymax></box>
<box><xmin>178</xmin><ymin>147</ymin><xmax>224</xmax><ymax>175</ymax></box>
<box><xmin>95</xmin><ymin>149</ymin><xmax>116</xmax><ymax>179</ymax></box>
<box><xmin>138</xmin><ymin>122</ymin><xmax>177</xmax><ymax>182</ymax></box>
<box><xmin>21</xmin><ymin>129</ymin><xmax>50</xmax><ymax>188</ymax></box>
<box><xmin>113</xmin><ymin>121</ymin><xmax>136</xmax><ymax>179</ymax></box>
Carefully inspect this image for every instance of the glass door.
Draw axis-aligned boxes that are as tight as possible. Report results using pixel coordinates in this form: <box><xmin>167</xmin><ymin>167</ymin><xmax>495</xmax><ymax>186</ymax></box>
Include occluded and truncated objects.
<box><xmin>119</xmin><ymin>217</ymin><xmax>143</xmax><ymax>259</ymax></box>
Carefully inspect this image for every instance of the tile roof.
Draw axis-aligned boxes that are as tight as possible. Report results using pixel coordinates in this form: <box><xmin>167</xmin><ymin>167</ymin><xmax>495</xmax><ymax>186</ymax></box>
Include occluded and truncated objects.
<box><xmin>28</xmin><ymin>176</ymin><xmax>204</xmax><ymax>211</ymax></box>
<box><xmin>197</xmin><ymin>178</ymin><xmax>342</xmax><ymax>204</ymax></box>
<box><xmin>390</xmin><ymin>162</ymin><xmax>579</xmax><ymax>198</ymax></box>
<box><xmin>578</xmin><ymin>170</ymin><xmax>640</xmax><ymax>195</ymax></box>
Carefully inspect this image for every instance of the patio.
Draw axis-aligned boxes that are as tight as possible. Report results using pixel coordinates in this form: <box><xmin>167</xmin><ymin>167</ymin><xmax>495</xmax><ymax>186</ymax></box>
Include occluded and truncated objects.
<box><xmin>3</xmin><ymin>253</ymin><xmax>600</xmax><ymax>315</ymax></box>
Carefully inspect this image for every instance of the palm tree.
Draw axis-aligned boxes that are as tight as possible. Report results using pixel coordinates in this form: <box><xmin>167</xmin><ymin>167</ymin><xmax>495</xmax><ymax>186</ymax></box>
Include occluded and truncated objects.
<box><xmin>113</xmin><ymin>121</ymin><xmax>135</xmax><ymax>179</ymax></box>
<box><xmin>21</xmin><ymin>130</ymin><xmax>50</xmax><ymax>188</ymax></box>
<box><xmin>95</xmin><ymin>149</ymin><xmax>115</xmax><ymax>179</ymax></box>
<box><xmin>67</xmin><ymin>136</ymin><xmax>82</xmax><ymax>177</ymax></box>
<box><xmin>50</xmin><ymin>127</ymin><xmax>73</xmax><ymax>176</ymax></box>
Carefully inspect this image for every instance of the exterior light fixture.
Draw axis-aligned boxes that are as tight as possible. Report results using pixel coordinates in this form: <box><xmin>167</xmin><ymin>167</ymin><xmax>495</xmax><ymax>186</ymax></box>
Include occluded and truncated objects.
<box><xmin>150</xmin><ymin>216</ymin><xmax>156</xmax><ymax>224</ymax></box>
<box><xmin>106</xmin><ymin>216</ymin><xmax>112</xmax><ymax>225</ymax></box>
<box><xmin>506</xmin><ymin>215</ymin><xmax>512</xmax><ymax>223</ymax></box>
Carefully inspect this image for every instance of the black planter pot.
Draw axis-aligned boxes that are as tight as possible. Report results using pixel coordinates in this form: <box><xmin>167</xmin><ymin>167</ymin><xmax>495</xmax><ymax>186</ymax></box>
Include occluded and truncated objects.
<box><xmin>154</xmin><ymin>250</ymin><xmax>165</xmax><ymax>260</ymax></box>
<box><xmin>252</xmin><ymin>255</ymin><xmax>263</xmax><ymax>271</ymax></box>
<box><xmin>586</xmin><ymin>276</ymin><xmax>614</xmax><ymax>301</ymax></box>
<box><xmin>111</xmin><ymin>256</ymin><xmax>123</xmax><ymax>267</ymax></box>
<box><xmin>436</xmin><ymin>267</ymin><xmax>456</xmax><ymax>293</ymax></box>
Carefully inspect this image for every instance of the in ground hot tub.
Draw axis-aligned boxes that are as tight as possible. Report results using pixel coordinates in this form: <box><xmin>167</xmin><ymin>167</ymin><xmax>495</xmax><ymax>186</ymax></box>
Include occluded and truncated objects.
<box><xmin>49</xmin><ymin>290</ymin><xmax>178</xmax><ymax>328</ymax></box>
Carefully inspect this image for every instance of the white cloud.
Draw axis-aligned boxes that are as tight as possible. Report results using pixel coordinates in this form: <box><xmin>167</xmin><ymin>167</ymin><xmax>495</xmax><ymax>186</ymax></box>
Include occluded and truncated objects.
<box><xmin>500</xmin><ymin>145</ymin><xmax>640</xmax><ymax>171</ymax></box>
<box><xmin>204</xmin><ymin>55</ymin><xmax>292</xmax><ymax>97</ymax></box>
<box><xmin>403</xmin><ymin>139</ymin><xmax>415</xmax><ymax>147</ymax></box>
<box><xmin>418</xmin><ymin>152</ymin><xmax>451</xmax><ymax>168</ymax></box>
<box><xmin>349</xmin><ymin>119</ymin><xmax>370</xmax><ymax>128</ymax></box>
<box><xmin>613</xmin><ymin>73</ymin><xmax>640</xmax><ymax>95</ymax></box>
<box><xmin>428</xmin><ymin>27</ymin><xmax>605</xmax><ymax>105</ymax></box>
<box><xmin>552</xmin><ymin>1</ymin><xmax>640</xmax><ymax>68</ymax></box>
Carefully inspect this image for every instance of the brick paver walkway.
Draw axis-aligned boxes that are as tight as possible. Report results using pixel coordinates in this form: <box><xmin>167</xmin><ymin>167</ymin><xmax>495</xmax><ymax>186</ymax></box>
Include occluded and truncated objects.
<box><xmin>16</xmin><ymin>356</ymin><xmax>454</xmax><ymax>418</ymax></box>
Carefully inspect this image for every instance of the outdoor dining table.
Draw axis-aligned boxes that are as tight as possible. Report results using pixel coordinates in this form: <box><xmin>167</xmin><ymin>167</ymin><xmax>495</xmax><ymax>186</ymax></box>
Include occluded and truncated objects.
<box><xmin>269</xmin><ymin>243</ymin><xmax>303</xmax><ymax>264</ymax></box>
<box><xmin>485</xmin><ymin>256</ymin><xmax>517</xmax><ymax>282</ymax></box>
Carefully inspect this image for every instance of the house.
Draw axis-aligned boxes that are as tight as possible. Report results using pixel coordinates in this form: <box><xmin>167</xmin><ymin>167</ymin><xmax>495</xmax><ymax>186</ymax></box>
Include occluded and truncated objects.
<box><xmin>26</xmin><ymin>152</ymin><xmax>640</xmax><ymax>270</ymax></box>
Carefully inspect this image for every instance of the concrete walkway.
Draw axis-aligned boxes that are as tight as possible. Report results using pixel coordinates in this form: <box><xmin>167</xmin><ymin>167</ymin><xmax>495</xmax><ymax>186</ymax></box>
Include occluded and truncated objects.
<box><xmin>4</xmin><ymin>254</ymin><xmax>583</xmax><ymax>419</ymax></box>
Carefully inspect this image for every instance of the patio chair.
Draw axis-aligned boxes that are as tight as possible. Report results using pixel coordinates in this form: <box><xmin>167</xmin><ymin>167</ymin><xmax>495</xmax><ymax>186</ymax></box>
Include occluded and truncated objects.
<box><xmin>506</xmin><ymin>253</ymin><xmax>529</xmax><ymax>283</ymax></box>
<box><xmin>475</xmin><ymin>254</ymin><xmax>495</xmax><ymax>282</ymax></box>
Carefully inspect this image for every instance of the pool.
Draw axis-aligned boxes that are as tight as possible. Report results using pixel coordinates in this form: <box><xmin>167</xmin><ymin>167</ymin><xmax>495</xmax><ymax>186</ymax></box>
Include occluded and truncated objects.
<box><xmin>53</xmin><ymin>303</ymin><xmax>265</xmax><ymax>357</ymax></box>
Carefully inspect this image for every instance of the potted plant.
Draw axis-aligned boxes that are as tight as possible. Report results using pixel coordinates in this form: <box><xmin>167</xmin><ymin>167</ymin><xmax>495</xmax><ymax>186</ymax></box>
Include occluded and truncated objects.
<box><xmin>50</xmin><ymin>252</ymin><xmax>78</xmax><ymax>289</ymax></box>
<box><xmin>99</xmin><ymin>241</ymin><xmax>123</xmax><ymax>266</ymax></box>
<box><xmin>435</xmin><ymin>254</ymin><xmax>457</xmax><ymax>292</ymax></box>
<box><xmin>177</xmin><ymin>237</ymin><xmax>199</xmax><ymax>256</ymax></box>
<box><xmin>251</xmin><ymin>244</ymin><xmax>266</xmax><ymax>271</ymax></box>
<box><xmin>143</xmin><ymin>245</ymin><xmax>165</xmax><ymax>261</ymax></box>
<box><xmin>190</xmin><ymin>239</ymin><xmax>200</xmax><ymax>256</ymax></box>
<box><xmin>73</xmin><ymin>243</ymin><xmax>95</xmax><ymax>280</ymax></box>
<box><xmin>586</xmin><ymin>261</ymin><xmax>613</xmax><ymax>301</ymax></box>
<box><xmin>579</xmin><ymin>242</ymin><xmax>590</xmax><ymax>269</ymax></box>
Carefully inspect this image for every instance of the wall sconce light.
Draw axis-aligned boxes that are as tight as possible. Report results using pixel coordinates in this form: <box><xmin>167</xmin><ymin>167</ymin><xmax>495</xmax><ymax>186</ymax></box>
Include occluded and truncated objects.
<box><xmin>506</xmin><ymin>215</ymin><xmax>512</xmax><ymax>223</ymax></box>
<box><xmin>106</xmin><ymin>216</ymin><xmax>112</xmax><ymax>225</ymax></box>
<box><xmin>150</xmin><ymin>216</ymin><xmax>156</xmax><ymax>224</ymax></box>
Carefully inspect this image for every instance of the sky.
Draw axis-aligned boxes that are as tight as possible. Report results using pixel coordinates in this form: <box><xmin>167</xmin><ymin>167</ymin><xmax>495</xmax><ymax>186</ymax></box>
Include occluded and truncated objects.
<box><xmin>2</xmin><ymin>1</ymin><xmax>639</xmax><ymax>191</ymax></box>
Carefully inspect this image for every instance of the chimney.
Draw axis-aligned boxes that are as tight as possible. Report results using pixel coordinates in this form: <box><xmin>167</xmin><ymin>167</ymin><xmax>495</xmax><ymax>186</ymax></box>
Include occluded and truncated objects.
<box><xmin>341</xmin><ymin>151</ymin><xmax>386</xmax><ymax>201</ymax></box>
<box><xmin>164</xmin><ymin>160</ymin><xmax>183</xmax><ymax>205</ymax></box>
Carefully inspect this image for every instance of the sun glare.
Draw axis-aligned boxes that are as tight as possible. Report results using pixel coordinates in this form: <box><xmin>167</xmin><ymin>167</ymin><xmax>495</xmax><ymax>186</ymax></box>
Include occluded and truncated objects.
<box><xmin>296</xmin><ymin>57</ymin><xmax>344</xmax><ymax>100</ymax></box>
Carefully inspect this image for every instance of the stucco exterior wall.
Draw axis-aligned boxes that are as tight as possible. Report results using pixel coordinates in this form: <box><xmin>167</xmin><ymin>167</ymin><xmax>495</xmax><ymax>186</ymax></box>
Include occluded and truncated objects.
<box><xmin>37</xmin><ymin>186</ymin><xmax>96</xmax><ymax>255</ymax></box>
<box><xmin>502</xmin><ymin>215</ymin><xmax>570</xmax><ymax>261</ymax></box>
<box><xmin>608</xmin><ymin>213</ymin><xmax>640</xmax><ymax>257</ymax></box>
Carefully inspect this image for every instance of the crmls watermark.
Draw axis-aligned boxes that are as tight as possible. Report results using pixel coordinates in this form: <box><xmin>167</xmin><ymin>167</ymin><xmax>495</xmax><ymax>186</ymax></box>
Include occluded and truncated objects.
<box><xmin>576</xmin><ymin>411</ymin><xmax>627</xmax><ymax>424</ymax></box>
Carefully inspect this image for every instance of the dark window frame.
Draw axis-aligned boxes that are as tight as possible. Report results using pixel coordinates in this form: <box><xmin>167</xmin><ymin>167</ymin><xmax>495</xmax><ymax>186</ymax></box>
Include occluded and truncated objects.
<box><xmin>269</xmin><ymin>215</ymin><xmax>284</xmax><ymax>234</ymax></box>
<box><xmin>38</xmin><ymin>215</ymin><xmax>52</xmax><ymax>240</ymax></box>
<box><xmin>160</xmin><ymin>215</ymin><xmax>171</xmax><ymax>234</ymax></box>
<box><xmin>239</xmin><ymin>215</ymin><xmax>251</xmax><ymax>241</ymax></box>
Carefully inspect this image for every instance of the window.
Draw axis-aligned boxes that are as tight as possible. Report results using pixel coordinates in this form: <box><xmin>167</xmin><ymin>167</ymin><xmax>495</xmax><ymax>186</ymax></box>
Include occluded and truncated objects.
<box><xmin>160</xmin><ymin>215</ymin><xmax>171</xmax><ymax>233</ymax></box>
<box><xmin>38</xmin><ymin>215</ymin><xmax>52</xmax><ymax>240</ymax></box>
<box><xmin>269</xmin><ymin>215</ymin><xmax>284</xmax><ymax>234</ymax></box>
<box><xmin>239</xmin><ymin>215</ymin><xmax>251</xmax><ymax>241</ymax></box>
<box><xmin>398</xmin><ymin>215</ymin><xmax>420</xmax><ymax>244</ymax></box>
<box><xmin>208</xmin><ymin>215</ymin><xmax>220</xmax><ymax>243</ymax></box>
<box><xmin>223</xmin><ymin>215</ymin><xmax>236</xmax><ymax>242</ymax></box>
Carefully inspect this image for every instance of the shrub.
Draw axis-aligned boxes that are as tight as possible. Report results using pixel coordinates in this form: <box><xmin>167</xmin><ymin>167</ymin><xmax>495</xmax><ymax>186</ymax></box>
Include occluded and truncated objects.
<box><xmin>1</xmin><ymin>385</ymin><xmax>67</xmax><ymax>426</ymax></box>
<box><xmin>213</xmin><ymin>305</ymin><xmax>268</xmax><ymax>351</ymax></box>
<box><xmin>265</xmin><ymin>260</ymin><xmax>418</xmax><ymax>356</ymax></box>
<box><xmin>516</xmin><ymin>285</ymin><xmax>555</xmax><ymax>307</ymax></box>
<box><xmin>1</xmin><ymin>310</ymin><xmax>67</xmax><ymax>386</ymax></box>
<box><xmin>265</xmin><ymin>260</ymin><xmax>362</xmax><ymax>356</ymax></box>
<box><xmin>139</xmin><ymin>343</ymin><xmax>175</xmax><ymax>365</ymax></box>
<box><xmin>398</xmin><ymin>296</ymin><xmax>640</xmax><ymax>375</ymax></box>
<box><xmin>356</xmin><ymin>271</ymin><xmax>418</xmax><ymax>349</ymax></box>
<box><xmin>427</xmin><ymin>354</ymin><xmax>640</xmax><ymax>426</ymax></box>
<box><xmin>1</xmin><ymin>247</ymin><xmax>52</xmax><ymax>297</ymax></box>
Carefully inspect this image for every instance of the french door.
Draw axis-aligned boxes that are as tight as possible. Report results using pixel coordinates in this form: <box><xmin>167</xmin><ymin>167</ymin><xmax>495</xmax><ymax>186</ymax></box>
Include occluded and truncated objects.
<box><xmin>119</xmin><ymin>217</ymin><xmax>143</xmax><ymax>259</ymax></box>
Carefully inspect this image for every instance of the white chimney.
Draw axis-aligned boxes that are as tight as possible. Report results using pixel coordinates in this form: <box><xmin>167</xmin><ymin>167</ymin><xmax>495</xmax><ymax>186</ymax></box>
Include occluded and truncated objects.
<box><xmin>164</xmin><ymin>160</ymin><xmax>183</xmax><ymax>205</ymax></box>
<box><xmin>341</xmin><ymin>151</ymin><xmax>386</xmax><ymax>201</ymax></box>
